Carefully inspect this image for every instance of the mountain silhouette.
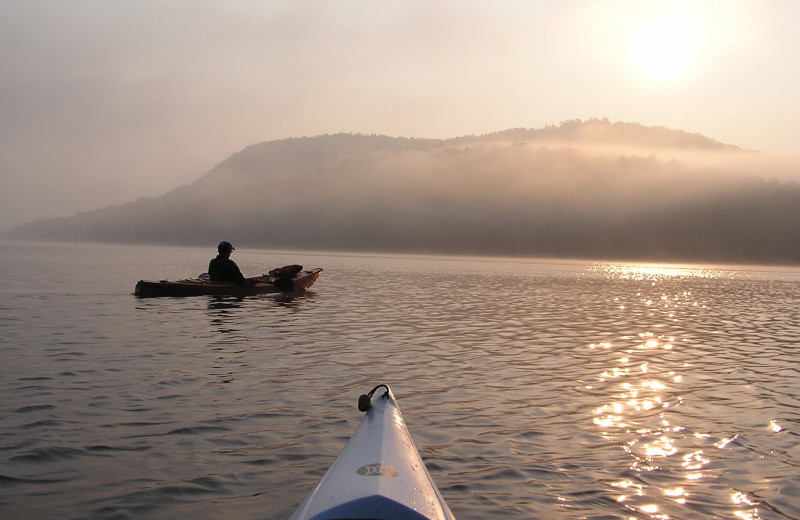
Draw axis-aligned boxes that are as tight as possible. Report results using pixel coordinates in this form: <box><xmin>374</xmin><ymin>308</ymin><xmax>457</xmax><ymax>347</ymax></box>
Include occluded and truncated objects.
<box><xmin>4</xmin><ymin>119</ymin><xmax>799</xmax><ymax>265</ymax></box>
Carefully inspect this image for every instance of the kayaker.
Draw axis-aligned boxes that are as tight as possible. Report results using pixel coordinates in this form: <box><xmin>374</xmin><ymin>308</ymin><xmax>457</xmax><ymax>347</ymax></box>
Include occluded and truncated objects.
<box><xmin>208</xmin><ymin>241</ymin><xmax>255</xmax><ymax>287</ymax></box>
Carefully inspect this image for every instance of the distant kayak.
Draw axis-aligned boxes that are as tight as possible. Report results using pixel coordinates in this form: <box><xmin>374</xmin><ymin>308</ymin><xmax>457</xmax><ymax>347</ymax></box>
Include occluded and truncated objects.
<box><xmin>134</xmin><ymin>267</ymin><xmax>322</xmax><ymax>298</ymax></box>
<box><xmin>289</xmin><ymin>384</ymin><xmax>456</xmax><ymax>520</ymax></box>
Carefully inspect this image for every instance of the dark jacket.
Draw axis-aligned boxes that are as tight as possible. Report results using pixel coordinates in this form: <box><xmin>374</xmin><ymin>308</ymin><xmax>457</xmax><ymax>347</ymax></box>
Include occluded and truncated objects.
<box><xmin>208</xmin><ymin>256</ymin><xmax>249</xmax><ymax>286</ymax></box>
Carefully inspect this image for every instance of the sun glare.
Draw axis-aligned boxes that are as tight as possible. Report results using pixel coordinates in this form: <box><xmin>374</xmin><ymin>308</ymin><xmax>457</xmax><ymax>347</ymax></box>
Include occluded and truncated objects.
<box><xmin>632</xmin><ymin>15</ymin><xmax>699</xmax><ymax>82</ymax></box>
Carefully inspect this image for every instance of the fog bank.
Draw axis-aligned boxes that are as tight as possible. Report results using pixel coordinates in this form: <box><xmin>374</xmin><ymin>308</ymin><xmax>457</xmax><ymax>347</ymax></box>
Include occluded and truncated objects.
<box><xmin>4</xmin><ymin>122</ymin><xmax>799</xmax><ymax>265</ymax></box>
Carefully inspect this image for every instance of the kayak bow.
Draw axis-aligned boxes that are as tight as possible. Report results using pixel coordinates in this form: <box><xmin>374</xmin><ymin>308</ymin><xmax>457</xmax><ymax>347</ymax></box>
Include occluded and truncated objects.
<box><xmin>289</xmin><ymin>384</ymin><xmax>456</xmax><ymax>520</ymax></box>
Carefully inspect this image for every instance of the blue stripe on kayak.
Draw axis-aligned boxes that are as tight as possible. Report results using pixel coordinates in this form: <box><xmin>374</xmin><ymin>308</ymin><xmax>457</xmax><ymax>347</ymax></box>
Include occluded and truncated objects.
<box><xmin>304</xmin><ymin>495</ymin><xmax>433</xmax><ymax>520</ymax></box>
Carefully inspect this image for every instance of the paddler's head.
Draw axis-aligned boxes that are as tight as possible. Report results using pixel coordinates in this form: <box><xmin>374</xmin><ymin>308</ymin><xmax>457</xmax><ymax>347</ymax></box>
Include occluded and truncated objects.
<box><xmin>218</xmin><ymin>241</ymin><xmax>235</xmax><ymax>257</ymax></box>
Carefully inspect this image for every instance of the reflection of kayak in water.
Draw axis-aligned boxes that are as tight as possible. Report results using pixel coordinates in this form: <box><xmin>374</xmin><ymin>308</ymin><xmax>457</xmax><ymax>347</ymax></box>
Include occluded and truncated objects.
<box><xmin>134</xmin><ymin>267</ymin><xmax>322</xmax><ymax>298</ymax></box>
<box><xmin>289</xmin><ymin>384</ymin><xmax>457</xmax><ymax>520</ymax></box>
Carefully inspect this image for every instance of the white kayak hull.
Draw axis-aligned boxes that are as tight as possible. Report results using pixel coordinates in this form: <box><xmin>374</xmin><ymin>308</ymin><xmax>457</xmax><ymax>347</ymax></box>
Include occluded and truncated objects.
<box><xmin>289</xmin><ymin>385</ymin><xmax>456</xmax><ymax>520</ymax></box>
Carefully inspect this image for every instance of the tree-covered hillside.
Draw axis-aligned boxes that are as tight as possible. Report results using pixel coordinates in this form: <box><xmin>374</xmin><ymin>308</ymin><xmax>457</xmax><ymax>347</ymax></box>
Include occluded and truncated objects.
<box><xmin>4</xmin><ymin>120</ymin><xmax>799</xmax><ymax>265</ymax></box>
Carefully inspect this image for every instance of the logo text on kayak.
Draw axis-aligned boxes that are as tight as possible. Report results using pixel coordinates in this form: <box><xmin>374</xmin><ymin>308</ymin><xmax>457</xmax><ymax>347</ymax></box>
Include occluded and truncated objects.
<box><xmin>356</xmin><ymin>463</ymin><xmax>398</xmax><ymax>478</ymax></box>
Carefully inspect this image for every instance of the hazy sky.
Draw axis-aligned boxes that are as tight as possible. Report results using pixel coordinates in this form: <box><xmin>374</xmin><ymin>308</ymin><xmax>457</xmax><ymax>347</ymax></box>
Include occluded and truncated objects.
<box><xmin>1</xmin><ymin>0</ymin><xmax>798</xmax><ymax>232</ymax></box>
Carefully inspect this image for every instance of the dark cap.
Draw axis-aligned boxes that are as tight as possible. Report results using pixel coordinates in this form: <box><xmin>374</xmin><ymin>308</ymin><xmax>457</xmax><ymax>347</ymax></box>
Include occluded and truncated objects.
<box><xmin>218</xmin><ymin>241</ymin><xmax>235</xmax><ymax>253</ymax></box>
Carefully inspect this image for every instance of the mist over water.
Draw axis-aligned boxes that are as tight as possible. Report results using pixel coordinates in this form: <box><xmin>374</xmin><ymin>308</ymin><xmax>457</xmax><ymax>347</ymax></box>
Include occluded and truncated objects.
<box><xmin>6</xmin><ymin>124</ymin><xmax>800</xmax><ymax>265</ymax></box>
<box><xmin>1</xmin><ymin>242</ymin><xmax>799</xmax><ymax>519</ymax></box>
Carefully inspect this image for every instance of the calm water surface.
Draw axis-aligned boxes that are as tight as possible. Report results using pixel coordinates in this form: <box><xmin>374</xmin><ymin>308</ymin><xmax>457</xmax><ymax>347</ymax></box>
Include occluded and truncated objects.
<box><xmin>1</xmin><ymin>242</ymin><xmax>799</xmax><ymax>519</ymax></box>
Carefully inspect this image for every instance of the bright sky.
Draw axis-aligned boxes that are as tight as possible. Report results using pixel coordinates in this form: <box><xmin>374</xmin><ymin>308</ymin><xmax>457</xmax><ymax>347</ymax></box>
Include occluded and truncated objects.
<box><xmin>1</xmin><ymin>0</ymin><xmax>798</xmax><ymax>231</ymax></box>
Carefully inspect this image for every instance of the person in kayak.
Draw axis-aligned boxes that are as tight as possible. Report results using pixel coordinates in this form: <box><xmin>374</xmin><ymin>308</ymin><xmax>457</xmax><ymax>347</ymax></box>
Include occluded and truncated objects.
<box><xmin>208</xmin><ymin>241</ymin><xmax>256</xmax><ymax>287</ymax></box>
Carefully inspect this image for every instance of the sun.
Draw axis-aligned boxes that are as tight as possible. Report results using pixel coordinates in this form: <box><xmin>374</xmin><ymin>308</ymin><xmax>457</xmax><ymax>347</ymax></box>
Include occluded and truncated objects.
<box><xmin>632</xmin><ymin>16</ymin><xmax>699</xmax><ymax>82</ymax></box>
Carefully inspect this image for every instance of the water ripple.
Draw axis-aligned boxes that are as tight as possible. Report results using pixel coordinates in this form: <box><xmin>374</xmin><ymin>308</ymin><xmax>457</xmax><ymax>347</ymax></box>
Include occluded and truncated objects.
<box><xmin>0</xmin><ymin>245</ymin><xmax>799</xmax><ymax>519</ymax></box>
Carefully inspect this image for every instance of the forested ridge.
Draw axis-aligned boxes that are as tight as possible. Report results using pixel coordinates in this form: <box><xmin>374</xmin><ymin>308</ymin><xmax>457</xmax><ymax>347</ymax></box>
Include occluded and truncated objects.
<box><xmin>4</xmin><ymin>119</ymin><xmax>799</xmax><ymax>265</ymax></box>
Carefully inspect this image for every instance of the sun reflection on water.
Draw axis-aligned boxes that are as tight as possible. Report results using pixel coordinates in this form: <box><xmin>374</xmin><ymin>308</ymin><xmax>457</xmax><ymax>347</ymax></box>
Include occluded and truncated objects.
<box><xmin>590</xmin><ymin>263</ymin><xmax>729</xmax><ymax>281</ymax></box>
<box><xmin>732</xmin><ymin>492</ymin><xmax>761</xmax><ymax>520</ymax></box>
<box><xmin>589</xmin><ymin>330</ymin><xmax>715</xmax><ymax>517</ymax></box>
<box><xmin>584</xmin><ymin>263</ymin><xmax>766</xmax><ymax>519</ymax></box>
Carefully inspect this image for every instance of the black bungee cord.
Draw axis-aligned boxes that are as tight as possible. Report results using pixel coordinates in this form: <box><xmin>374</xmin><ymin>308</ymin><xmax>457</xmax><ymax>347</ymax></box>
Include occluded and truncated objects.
<box><xmin>357</xmin><ymin>384</ymin><xmax>389</xmax><ymax>412</ymax></box>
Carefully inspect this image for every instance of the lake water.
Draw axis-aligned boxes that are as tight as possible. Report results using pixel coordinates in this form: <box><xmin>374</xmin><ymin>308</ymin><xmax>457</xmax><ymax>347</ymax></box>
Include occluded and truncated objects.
<box><xmin>1</xmin><ymin>241</ymin><xmax>799</xmax><ymax>520</ymax></box>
